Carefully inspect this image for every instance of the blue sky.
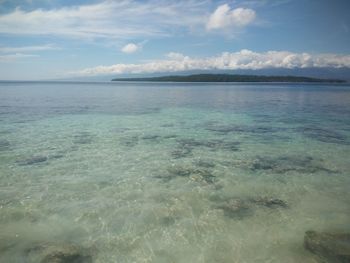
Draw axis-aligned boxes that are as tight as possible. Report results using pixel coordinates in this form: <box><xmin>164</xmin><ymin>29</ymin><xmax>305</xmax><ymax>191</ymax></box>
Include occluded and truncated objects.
<box><xmin>0</xmin><ymin>0</ymin><xmax>349</xmax><ymax>80</ymax></box>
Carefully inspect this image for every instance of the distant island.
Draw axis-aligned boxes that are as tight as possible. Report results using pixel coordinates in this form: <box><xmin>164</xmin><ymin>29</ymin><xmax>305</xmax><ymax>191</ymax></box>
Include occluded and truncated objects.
<box><xmin>112</xmin><ymin>74</ymin><xmax>346</xmax><ymax>83</ymax></box>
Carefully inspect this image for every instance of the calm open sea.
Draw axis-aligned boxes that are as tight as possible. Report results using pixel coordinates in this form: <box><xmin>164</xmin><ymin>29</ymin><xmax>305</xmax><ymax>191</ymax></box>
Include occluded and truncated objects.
<box><xmin>0</xmin><ymin>82</ymin><xmax>349</xmax><ymax>262</ymax></box>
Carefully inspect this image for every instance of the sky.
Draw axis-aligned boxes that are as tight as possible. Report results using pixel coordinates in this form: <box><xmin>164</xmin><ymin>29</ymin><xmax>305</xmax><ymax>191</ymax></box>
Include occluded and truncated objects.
<box><xmin>0</xmin><ymin>0</ymin><xmax>349</xmax><ymax>80</ymax></box>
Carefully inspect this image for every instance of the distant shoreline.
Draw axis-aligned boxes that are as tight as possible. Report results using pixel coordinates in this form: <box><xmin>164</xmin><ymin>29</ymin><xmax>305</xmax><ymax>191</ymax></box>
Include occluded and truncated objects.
<box><xmin>111</xmin><ymin>74</ymin><xmax>346</xmax><ymax>83</ymax></box>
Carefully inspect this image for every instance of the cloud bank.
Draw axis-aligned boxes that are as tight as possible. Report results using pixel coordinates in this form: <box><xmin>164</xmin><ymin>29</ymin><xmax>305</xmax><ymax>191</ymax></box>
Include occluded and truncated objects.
<box><xmin>0</xmin><ymin>1</ymin><xmax>209</xmax><ymax>39</ymax></box>
<box><xmin>72</xmin><ymin>49</ymin><xmax>350</xmax><ymax>76</ymax></box>
<box><xmin>0</xmin><ymin>1</ymin><xmax>257</xmax><ymax>40</ymax></box>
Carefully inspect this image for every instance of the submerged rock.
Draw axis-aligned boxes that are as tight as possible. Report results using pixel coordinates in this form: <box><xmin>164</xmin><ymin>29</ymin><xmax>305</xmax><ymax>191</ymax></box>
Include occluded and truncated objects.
<box><xmin>160</xmin><ymin>123</ymin><xmax>174</xmax><ymax>128</ymax></box>
<box><xmin>167</xmin><ymin>166</ymin><xmax>193</xmax><ymax>177</ymax></box>
<box><xmin>50</xmin><ymin>154</ymin><xmax>65</xmax><ymax>159</ymax></box>
<box><xmin>162</xmin><ymin>134</ymin><xmax>178</xmax><ymax>139</ymax></box>
<box><xmin>251</xmin><ymin>197</ymin><xmax>287</xmax><ymax>208</ymax></box>
<box><xmin>255</xmin><ymin>134</ymin><xmax>292</xmax><ymax>143</ymax></box>
<box><xmin>194</xmin><ymin>160</ymin><xmax>216</xmax><ymax>168</ymax></box>
<box><xmin>119</xmin><ymin>136</ymin><xmax>139</xmax><ymax>147</ymax></box>
<box><xmin>0</xmin><ymin>139</ymin><xmax>10</xmax><ymax>151</ymax></box>
<box><xmin>193</xmin><ymin>169</ymin><xmax>216</xmax><ymax>184</ymax></box>
<box><xmin>251</xmin><ymin>155</ymin><xmax>314</xmax><ymax>171</ymax></box>
<box><xmin>216</xmin><ymin>199</ymin><xmax>252</xmax><ymax>219</ymax></box>
<box><xmin>156</xmin><ymin>166</ymin><xmax>216</xmax><ymax>184</ymax></box>
<box><xmin>111</xmin><ymin>127</ymin><xmax>130</xmax><ymax>133</ymax></box>
<box><xmin>248</xmin><ymin>155</ymin><xmax>335</xmax><ymax>174</ymax></box>
<box><xmin>155</xmin><ymin>166</ymin><xmax>192</xmax><ymax>181</ymax></box>
<box><xmin>205</xmin><ymin>123</ymin><xmax>284</xmax><ymax>135</ymax></box>
<box><xmin>176</xmin><ymin>138</ymin><xmax>204</xmax><ymax>148</ymax></box>
<box><xmin>17</xmin><ymin>156</ymin><xmax>48</xmax><ymax>166</ymax></box>
<box><xmin>304</xmin><ymin>231</ymin><xmax>350</xmax><ymax>263</ymax></box>
<box><xmin>170</xmin><ymin>147</ymin><xmax>192</xmax><ymax>159</ymax></box>
<box><xmin>171</xmin><ymin>138</ymin><xmax>239</xmax><ymax>159</ymax></box>
<box><xmin>176</xmin><ymin>138</ymin><xmax>239</xmax><ymax>151</ymax></box>
<box><xmin>26</xmin><ymin>243</ymin><xmax>93</xmax><ymax>263</ymax></box>
<box><xmin>214</xmin><ymin>196</ymin><xmax>287</xmax><ymax>219</ymax></box>
<box><xmin>160</xmin><ymin>216</ymin><xmax>176</xmax><ymax>226</ymax></box>
<box><xmin>202</xmin><ymin>140</ymin><xmax>240</xmax><ymax>152</ymax></box>
<box><xmin>73</xmin><ymin>132</ymin><xmax>94</xmax><ymax>145</ymax></box>
<box><xmin>141</xmin><ymin>135</ymin><xmax>161</xmax><ymax>140</ymax></box>
<box><xmin>205</xmin><ymin>125</ymin><xmax>236</xmax><ymax>134</ymax></box>
<box><xmin>137</xmin><ymin>107</ymin><xmax>161</xmax><ymax>115</ymax></box>
<box><xmin>297</xmin><ymin>126</ymin><xmax>349</xmax><ymax>145</ymax></box>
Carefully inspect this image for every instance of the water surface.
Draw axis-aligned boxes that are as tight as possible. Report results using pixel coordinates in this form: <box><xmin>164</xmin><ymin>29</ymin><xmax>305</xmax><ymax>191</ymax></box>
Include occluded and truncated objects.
<box><xmin>0</xmin><ymin>82</ymin><xmax>350</xmax><ymax>262</ymax></box>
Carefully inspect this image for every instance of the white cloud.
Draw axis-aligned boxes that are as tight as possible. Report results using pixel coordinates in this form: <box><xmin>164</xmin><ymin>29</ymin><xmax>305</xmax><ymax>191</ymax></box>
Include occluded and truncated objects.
<box><xmin>166</xmin><ymin>52</ymin><xmax>186</xmax><ymax>60</ymax></box>
<box><xmin>71</xmin><ymin>49</ymin><xmax>350</xmax><ymax>76</ymax></box>
<box><xmin>0</xmin><ymin>1</ymin><xmax>209</xmax><ymax>40</ymax></box>
<box><xmin>0</xmin><ymin>44</ymin><xmax>58</xmax><ymax>53</ymax></box>
<box><xmin>0</xmin><ymin>53</ymin><xmax>39</xmax><ymax>62</ymax></box>
<box><xmin>121</xmin><ymin>43</ymin><xmax>141</xmax><ymax>54</ymax></box>
<box><xmin>207</xmin><ymin>4</ymin><xmax>256</xmax><ymax>31</ymax></box>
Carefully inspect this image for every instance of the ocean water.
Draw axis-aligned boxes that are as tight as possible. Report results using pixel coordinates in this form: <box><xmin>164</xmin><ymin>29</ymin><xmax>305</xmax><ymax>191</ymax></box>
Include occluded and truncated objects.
<box><xmin>0</xmin><ymin>81</ymin><xmax>349</xmax><ymax>262</ymax></box>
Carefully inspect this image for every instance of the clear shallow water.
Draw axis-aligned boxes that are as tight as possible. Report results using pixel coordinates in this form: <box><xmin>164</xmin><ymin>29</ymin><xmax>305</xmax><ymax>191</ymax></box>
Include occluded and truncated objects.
<box><xmin>0</xmin><ymin>82</ymin><xmax>350</xmax><ymax>262</ymax></box>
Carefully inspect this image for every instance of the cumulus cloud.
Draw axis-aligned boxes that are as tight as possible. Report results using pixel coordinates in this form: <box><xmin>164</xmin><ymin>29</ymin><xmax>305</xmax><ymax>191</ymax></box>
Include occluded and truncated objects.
<box><xmin>207</xmin><ymin>4</ymin><xmax>256</xmax><ymax>31</ymax></box>
<box><xmin>121</xmin><ymin>43</ymin><xmax>141</xmax><ymax>54</ymax></box>
<box><xmin>71</xmin><ymin>49</ymin><xmax>350</xmax><ymax>76</ymax></box>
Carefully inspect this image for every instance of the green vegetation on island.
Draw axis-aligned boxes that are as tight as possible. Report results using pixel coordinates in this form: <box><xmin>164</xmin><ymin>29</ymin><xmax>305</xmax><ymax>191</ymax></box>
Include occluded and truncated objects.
<box><xmin>112</xmin><ymin>74</ymin><xmax>346</xmax><ymax>83</ymax></box>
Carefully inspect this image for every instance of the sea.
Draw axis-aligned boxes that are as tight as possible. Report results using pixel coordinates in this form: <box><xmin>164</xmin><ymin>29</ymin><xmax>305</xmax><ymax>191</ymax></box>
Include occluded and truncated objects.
<box><xmin>0</xmin><ymin>81</ymin><xmax>349</xmax><ymax>262</ymax></box>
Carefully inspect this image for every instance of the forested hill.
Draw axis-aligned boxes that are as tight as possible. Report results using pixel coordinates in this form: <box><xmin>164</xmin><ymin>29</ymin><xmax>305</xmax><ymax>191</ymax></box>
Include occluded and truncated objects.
<box><xmin>112</xmin><ymin>74</ymin><xmax>346</xmax><ymax>83</ymax></box>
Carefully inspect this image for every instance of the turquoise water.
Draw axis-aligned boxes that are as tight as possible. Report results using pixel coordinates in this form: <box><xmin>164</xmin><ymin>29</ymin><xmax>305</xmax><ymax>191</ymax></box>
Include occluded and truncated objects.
<box><xmin>0</xmin><ymin>82</ymin><xmax>349</xmax><ymax>262</ymax></box>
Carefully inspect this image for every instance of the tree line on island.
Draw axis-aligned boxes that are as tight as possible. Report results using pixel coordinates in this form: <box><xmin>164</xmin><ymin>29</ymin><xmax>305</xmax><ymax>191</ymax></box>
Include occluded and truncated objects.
<box><xmin>112</xmin><ymin>74</ymin><xmax>346</xmax><ymax>83</ymax></box>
